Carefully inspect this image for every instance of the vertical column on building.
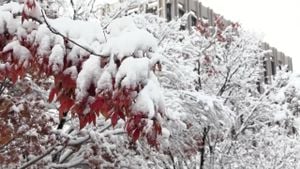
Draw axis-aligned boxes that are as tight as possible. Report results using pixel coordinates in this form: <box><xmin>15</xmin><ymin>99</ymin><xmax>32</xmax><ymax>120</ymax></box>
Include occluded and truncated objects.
<box><xmin>183</xmin><ymin>0</ymin><xmax>190</xmax><ymax>30</ymax></box>
<box><xmin>198</xmin><ymin>2</ymin><xmax>202</xmax><ymax>18</ymax></box>
<box><xmin>270</xmin><ymin>47</ymin><xmax>278</xmax><ymax>76</ymax></box>
<box><xmin>207</xmin><ymin>7</ymin><xmax>211</xmax><ymax>24</ymax></box>
<box><xmin>283</xmin><ymin>54</ymin><xmax>291</xmax><ymax>71</ymax></box>
<box><xmin>257</xmin><ymin>44</ymin><xmax>266</xmax><ymax>92</ymax></box>
<box><xmin>262</xmin><ymin>43</ymin><xmax>272</xmax><ymax>84</ymax></box>
<box><xmin>201</xmin><ymin>5</ymin><xmax>208</xmax><ymax>21</ymax></box>
<box><xmin>158</xmin><ymin>0</ymin><xmax>166</xmax><ymax>18</ymax></box>
<box><xmin>195</xmin><ymin>1</ymin><xmax>200</xmax><ymax>18</ymax></box>
<box><xmin>209</xmin><ymin>8</ymin><xmax>214</xmax><ymax>26</ymax></box>
<box><xmin>288</xmin><ymin>57</ymin><xmax>293</xmax><ymax>71</ymax></box>
<box><xmin>277</xmin><ymin>51</ymin><xmax>285</xmax><ymax>70</ymax></box>
<box><xmin>171</xmin><ymin>0</ymin><xmax>178</xmax><ymax>19</ymax></box>
<box><xmin>281</xmin><ymin>52</ymin><xmax>286</xmax><ymax>65</ymax></box>
<box><xmin>190</xmin><ymin>0</ymin><xmax>198</xmax><ymax>27</ymax></box>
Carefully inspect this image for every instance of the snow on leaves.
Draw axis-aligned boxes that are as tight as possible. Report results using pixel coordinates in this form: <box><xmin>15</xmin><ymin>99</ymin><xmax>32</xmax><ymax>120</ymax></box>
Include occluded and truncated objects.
<box><xmin>0</xmin><ymin>0</ymin><xmax>164</xmax><ymax>146</ymax></box>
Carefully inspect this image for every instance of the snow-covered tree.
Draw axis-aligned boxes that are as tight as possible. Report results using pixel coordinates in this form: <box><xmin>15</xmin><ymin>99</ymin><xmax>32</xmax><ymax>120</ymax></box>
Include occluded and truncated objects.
<box><xmin>1</xmin><ymin>0</ymin><xmax>299</xmax><ymax>169</ymax></box>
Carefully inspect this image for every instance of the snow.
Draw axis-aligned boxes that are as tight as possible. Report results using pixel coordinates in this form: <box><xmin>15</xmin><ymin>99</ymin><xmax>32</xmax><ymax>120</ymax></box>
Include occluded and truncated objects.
<box><xmin>26</xmin><ymin>128</ymin><xmax>38</xmax><ymax>137</ymax></box>
<box><xmin>273</xmin><ymin>109</ymin><xmax>287</xmax><ymax>121</ymax></box>
<box><xmin>94</xmin><ymin>0</ymin><xmax>120</xmax><ymax>6</ymax></box>
<box><xmin>0</xmin><ymin>11</ymin><xmax>19</xmax><ymax>34</ymax></box>
<box><xmin>132</xmin><ymin>73</ymin><xmax>165</xmax><ymax>118</ymax></box>
<box><xmin>76</xmin><ymin>55</ymin><xmax>102</xmax><ymax>101</ymax></box>
<box><xmin>63</xmin><ymin>66</ymin><xmax>78</xmax><ymax>80</ymax></box>
<box><xmin>3</xmin><ymin>41</ymin><xmax>32</xmax><ymax>67</ymax></box>
<box><xmin>49</xmin><ymin>44</ymin><xmax>65</xmax><ymax>73</ymax></box>
<box><xmin>115</xmin><ymin>57</ymin><xmax>151</xmax><ymax>89</ymax></box>
<box><xmin>23</xmin><ymin>0</ymin><xmax>42</xmax><ymax>20</ymax></box>
<box><xmin>0</xmin><ymin>63</ymin><xmax>10</xmax><ymax>71</ymax></box>
<box><xmin>37</xmin><ymin>35</ymin><xmax>51</xmax><ymax>56</ymax></box>
<box><xmin>161</xmin><ymin>127</ymin><xmax>170</xmax><ymax>138</ymax></box>
<box><xmin>107</xmin><ymin>16</ymin><xmax>137</xmax><ymax>37</ymax></box>
<box><xmin>0</xmin><ymin>2</ymin><xmax>23</xmax><ymax>14</ymax></box>
<box><xmin>49</xmin><ymin>17</ymin><xmax>105</xmax><ymax>45</ymax></box>
<box><xmin>100</xmin><ymin>29</ymin><xmax>157</xmax><ymax>60</ymax></box>
<box><xmin>96</xmin><ymin>69</ymin><xmax>113</xmax><ymax>93</ymax></box>
<box><xmin>3</xmin><ymin>2</ymin><xmax>300</xmax><ymax>168</ymax></box>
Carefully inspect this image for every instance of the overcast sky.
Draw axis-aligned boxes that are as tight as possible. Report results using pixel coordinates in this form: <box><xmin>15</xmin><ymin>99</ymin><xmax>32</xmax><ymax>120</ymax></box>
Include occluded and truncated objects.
<box><xmin>200</xmin><ymin>0</ymin><xmax>300</xmax><ymax>73</ymax></box>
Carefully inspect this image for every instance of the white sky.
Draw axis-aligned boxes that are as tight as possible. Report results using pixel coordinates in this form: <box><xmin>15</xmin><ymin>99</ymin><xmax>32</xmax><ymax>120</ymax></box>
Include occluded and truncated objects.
<box><xmin>200</xmin><ymin>0</ymin><xmax>300</xmax><ymax>72</ymax></box>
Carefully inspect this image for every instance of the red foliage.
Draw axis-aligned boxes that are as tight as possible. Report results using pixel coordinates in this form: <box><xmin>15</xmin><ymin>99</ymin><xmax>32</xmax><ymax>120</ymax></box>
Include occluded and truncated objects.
<box><xmin>0</xmin><ymin>0</ymin><xmax>163</xmax><ymax>147</ymax></box>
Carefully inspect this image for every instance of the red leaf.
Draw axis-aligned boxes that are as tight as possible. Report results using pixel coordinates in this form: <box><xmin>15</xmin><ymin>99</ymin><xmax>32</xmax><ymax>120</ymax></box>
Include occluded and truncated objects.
<box><xmin>146</xmin><ymin>132</ymin><xmax>157</xmax><ymax>147</ymax></box>
<box><xmin>134</xmin><ymin>114</ymin><xmax>143</xmax><ymax>124</ymax></box>
<box><xmin>91</xmin><ymin>113</ymin><xmax>96</xmax><ymax>126</ymax></box>
<box><xmin>10</xmin><ymin>69</ymin><xmax>18</xmax><ymax>84</ymax></box>
<box><xmin>61</xmin><ymin>74</ymin><xmax>76</xmax><ymax>89</ymax></box>
<box><xmin>48</xmin><ymin>88</ymin><xmax>57</xmax><ymax>102</ymax></box>
<box><xmin>59</xmin><ymin>98</ymin><xmax>74</xmax><ymax>116</ymax></box>
<box><xmin>72</xmin><ymin>103</ymin><xmax>84</xmax><ymax>115</ymax></box>
<box><xmin>118</xmin><ymin>110</ymin><xmax>125</xmax><ymax>120</ymax></box>
<box><xmin>79</xmin><ymin>116</ymin><xmax>87</xmax><ymax>129</ymax></box>
<box><xmin>100</xmin><ymin>103</ymin><xmax>111</xmax><ymax>118</ymax></box>
<box><xmin>154</xmin><ymin>121</ymin><xmax>162</xmax><ymax>135</ymax></box>
<box><xmin>132</xmin><ymin>129</ymin><xmax>140</xmax><ymax>142</ymax></box>
<box><xmin>90</xmin><ymin>97</ymin><xmax>105</xmax><ymax>113</ymax></box>
<box><xmin>126</xmin><ymin>118</ymin><xmax>135</xmax><ymax>134</ymax></box>
<box><xmin>111</xmin><ymin>112</ymin><xmax>119</xmax><ymax>127</ymax></box>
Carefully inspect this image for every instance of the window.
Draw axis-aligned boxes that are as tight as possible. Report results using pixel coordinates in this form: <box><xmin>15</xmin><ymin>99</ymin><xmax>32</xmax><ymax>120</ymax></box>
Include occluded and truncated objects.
<box><xmin>271</xmin><ymin>61</ymin><xmax>276</xmax><ymax>75</ymax></box>
<box><xmin>179</xmin><ymin>8</ymin><xmax>185</xmax><ymax>17</ymax></box>
<box><xmin>146</xmin><ymin>7</ymin><xmax>157</xmax><ymax>14</ymax></box>
<box><xmin>256</xmin><ymin>81</ymin><xmax>262</xmax><ymax>93</ymax></box>
<box><xmin>191</xmin><ymin>16</ymin><xmax>197</xmax><ymax>26</ymax></box>
<box><xmin>278</xmin><ymin>60</ymin><xmax>282</xmax><ymax>70</ymax></box>
<box><xmin>263</xmin><ymin>60</ymin><xmax>268</xmax><ymax>84</ymax></box>
<box><xmin>166</xmin><ymin>3</ymin><xmax>172</xmax><ymax>21</ymax></box>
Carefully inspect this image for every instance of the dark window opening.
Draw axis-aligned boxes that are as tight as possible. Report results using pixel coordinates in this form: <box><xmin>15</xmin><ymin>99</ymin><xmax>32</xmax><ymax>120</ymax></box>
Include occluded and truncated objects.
<box><xmin>146</xmin><ymin>7</ymin><xmax>157</xmax><ymax>14</ymax></box>
<box><xmin>278</xmin><ymin>61</ymin><xmax>282</xmax><ymax>70</ymax></box>
<box><xmin>263</xmin><ymin>60</ymin><xmax>268</xmax><ymax>84</ymax></box>
<box><xmin>271</xmin><ymin>61</ymin><xmax>276</xmax><ymax>75</ymax></box>
<box><xmin>179</xmin><ymin>8</ymin><xmax>185</xmax><ymax>17</ymax></box>
<box><xmin>191</xmin><ymin>16</ymin><xmax>197</xmax><ymax>26</ymax></box>
<box><xmin>179</xmin><ymin>9</ymin><xmax>186</xmax><ymax>30</ymax></box>
<box><xmin>166</xmin><ymin>3</ymin><xmax>172</xmax><ymax>21</ymax></box>
<box><xmin>256</xmin><ymin>81</ymin><xmax>262</xmax><ymax>93</ymax></box>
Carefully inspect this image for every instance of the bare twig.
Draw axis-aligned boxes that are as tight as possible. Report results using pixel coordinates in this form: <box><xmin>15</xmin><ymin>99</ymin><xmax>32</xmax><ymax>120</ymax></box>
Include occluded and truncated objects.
<box><xmin>200</xmin><ymin>126</ymin><xmax>210</xmax><ymax>169</ymax></box>
<box><xmin>20</xmin><ymin>143</ymin><xmax>58</xmax><ymax>169</ymax></box>
<box><xmin>0</xmin><ymin>77</ymin><xmax>8</xmax><ymax>96</ymax></box>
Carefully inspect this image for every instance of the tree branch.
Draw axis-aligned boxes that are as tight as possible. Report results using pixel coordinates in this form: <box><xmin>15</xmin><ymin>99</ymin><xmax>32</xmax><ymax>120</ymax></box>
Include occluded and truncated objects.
<box><xmin>40</xmin><ymin>10</ymin><xmax>108</xmax><ymax>58</ymax></box>
<box><xmin>20</xmin><ymin>143</ymin><xmax>58</xmax><ymax>169</ymax></box>
<box><xmin>0</xmin><ymin>77</ymin><xmax>8</xmax><ymax>96</ymax></box>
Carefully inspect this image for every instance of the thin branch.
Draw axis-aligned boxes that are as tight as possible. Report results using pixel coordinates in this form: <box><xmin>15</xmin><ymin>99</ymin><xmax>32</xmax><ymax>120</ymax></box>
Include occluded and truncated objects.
<box><xmin>0</xmin><ymin>136</ymin><xmax>16</xmax><ymax>152</ymax></box>
<box><xmin>19</xmin><ymin>124</ymin><xmax>112</xmax><ymax>168</ymax></box>
<box><xmin>20</xmin><ymin>143</ymin><xmax>58</xmax><ymax>169</ymax></box>
<box><xmin>40</xmin><ymin>10</ymin><xmax>108</xmax><ymax>58</ymax></box>
<box><xmin>200</xmin><ymin>126</ymin><xmax>210</xmax><ymax>169</ymax></box>
<box><xmin>217</xmin><ymin>68</ymin><xmax>230</xmax><ymax>96</ymax></box>
<box><xmin>234</xmin><ymin>87</ymin><xmax>273</xmax><ymax>137</ymax></box>
<box><xmin>0</xmin><ymin>77</ymin><xmax>8</xmax><ymax>96</ymax></box>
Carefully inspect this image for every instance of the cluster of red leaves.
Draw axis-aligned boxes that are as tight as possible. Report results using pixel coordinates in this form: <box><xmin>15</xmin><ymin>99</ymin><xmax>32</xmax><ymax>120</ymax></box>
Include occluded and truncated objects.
<box><xmin>0</xmin><ymin>79</ymin><xmax>56</xmax><ymax>166</ymax></box>
<box><xmin>0</xmin><ymin>0</ymin><xmax>162</xmax><ymax>147</ymax></box>
<box><xmin>126</xmin><ymin>115</ymin><xmax>162</xmax><ymax>146</ymax></box>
